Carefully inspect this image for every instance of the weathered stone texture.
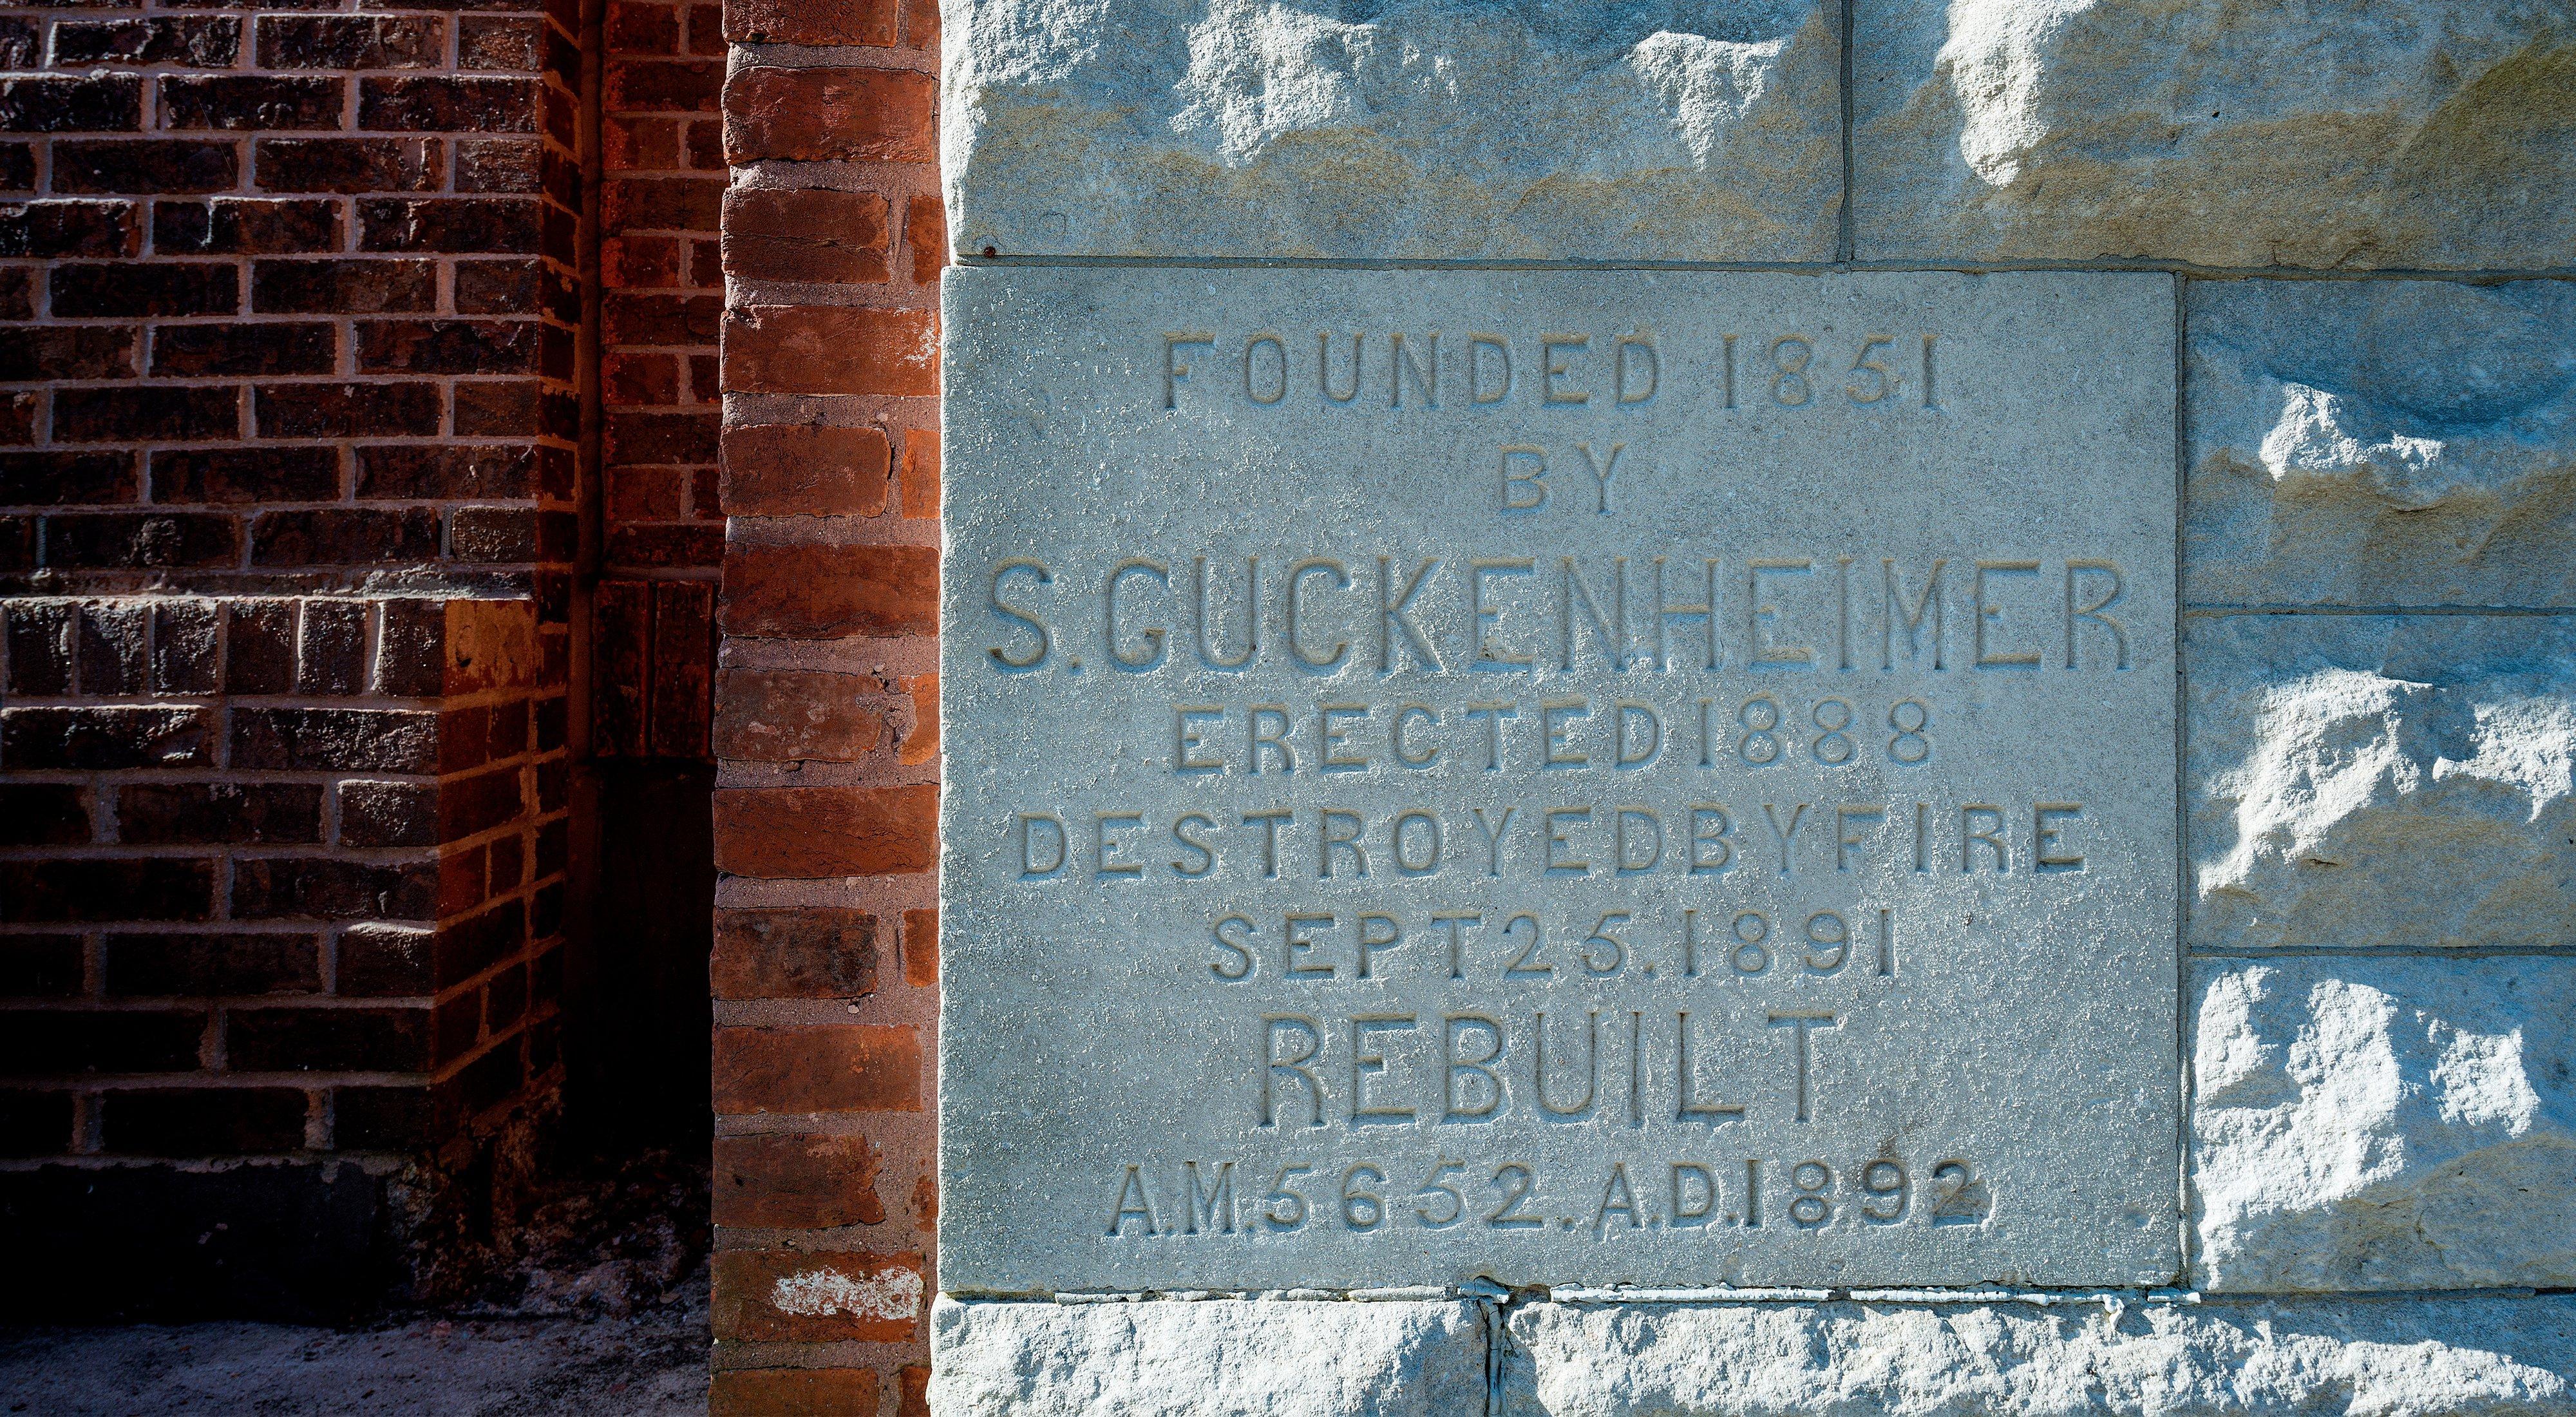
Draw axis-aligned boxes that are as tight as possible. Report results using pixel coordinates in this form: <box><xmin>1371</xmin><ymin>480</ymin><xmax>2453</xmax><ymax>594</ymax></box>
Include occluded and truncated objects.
<box><xmin>1852</xmin><ymin>0</ymin><xmax>2576</xmax><ymax>269</ymax></box>
<box><xmin>2192</xmin><ymin>956</ymin><xmax>2576</xmax><ymax>1293</ymax></box>
<box><xmin>927</xmin><ymin>1297</ymin><xmax>1488</xmax><ymax>1416</ymax></box>
<box><xmin>940</xmin><ymin>0</ymin><xmax>1841</xmax><ymax>261</ymax></box>
<box><xmin>1504</xmin><ymin>1296</ymin><xmax>2576</xmax><ymax>1415</ymax></box>
<box><xmin>2185</xmin><ymin>280</ymin><xmax>2576</xmax><ymax>609</ymax></box>
<box><xmin>2186</xmin><ymin>614</ymin><xmax>2576</xmax><ymax>953</ymax></box>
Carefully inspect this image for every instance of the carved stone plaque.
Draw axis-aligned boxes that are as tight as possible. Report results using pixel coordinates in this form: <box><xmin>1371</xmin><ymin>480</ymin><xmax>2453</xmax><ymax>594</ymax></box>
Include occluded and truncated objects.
<box><xmin>938</xmin><ymin>269</ymin><xmax>2179</xmax><ymax>1292</ymax></box>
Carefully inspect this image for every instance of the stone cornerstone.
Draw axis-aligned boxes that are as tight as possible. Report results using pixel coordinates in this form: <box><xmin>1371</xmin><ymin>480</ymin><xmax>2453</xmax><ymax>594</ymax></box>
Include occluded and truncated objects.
<box><xmin>707</xmin><ymin>0</ymin><xmax>2575</xmax><ymax>1411</ymax></box>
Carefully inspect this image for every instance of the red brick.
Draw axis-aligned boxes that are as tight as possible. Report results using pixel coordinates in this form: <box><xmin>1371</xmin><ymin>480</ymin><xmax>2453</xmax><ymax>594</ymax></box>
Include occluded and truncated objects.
<box><xmin>607</xmin><ymin>59</ymin><xmax>722</xmax><ymax>113</ymax></box>
<box><xmin>608</xmin><ymin>175</ymin><xmax>722</xmax><ymax>232</ymax></box>
<box><xmin>0</xmin><ymin>451</ymin><xmax>138</xmax><ymax>506</ymax></box>
<box><xmin>53</xmin><ymin>17</ymin><xmax>241</xmax><ymax>69</ymax></box>
<box><xmin>52</xmin><ymin>140</ymin><xmax>238</xmax><ymax>195</ymax></box>
<box><xmin>895</xmin><ymin>671</ymin><xmax>936</xmax><ymax>766</ymax></box>
<box><xmin>153</xmin><ymin>197</ymin><xmax>338</xmax><ymax>254</ymax></box>
<box><xmin>710</xmin><ymin>1250</ymin><xmax>920</xmax><ymax>1342</ymax></box>
<box><xmin>721</xmin><ymin>68</ymin><xmax>934</xmax><ymax>164</ymax></box>
<box><xmin>649</xmin><ymin>580</ymin><xmax>712</xmax><ymax>756</ymax></box>
<box><xmin>711</xmin><ymin>1132</ymin><xmax>884</xmax><ymax>1227</ymax></box>
<box><xmin>0</xmin><ymin>76</ymin><xmax>144</xmax><ymax>133</ymax></box>
<box><xmin>721</xmin><ymin>187</ymin><xmax>888</xmax><ymax>284</ymax></box>
<box><xmin>256</xmin><ymin>382</ymin><xmax>442</xmax><ymax>438</ymax></box>
<box><xmin>904</xmin><ymin>194</ymin><xmax>944</xmax><ymax>283</ymax></box>
<box><xmin>160</xmin><ymin>75</ymin><xmax>344</xmax><ymax>131</ymax></box>
<box><xmin>117</xmin><ymin>783</ymin><xmax>323</xmax><ymax>844</ymax></box>
<box><xmin>899</xmin><ymin>428</ymin><xmax>937</xmax><ymax>518</ymax></box>
<box><xmin>721</xmin><ymin>541</ymin><xmax>936</xmax><ymax>638</ymax></box>
<box><xmin>898</xmin><ymin>1365</ymin><xmax>929</xmax><ymax>1417</ymax></box>
<box><xmin>722</xmin><ymin>424</ymin><xmax>888</xmax><ymax>518</ymax></box>
<box><xmin>105</xmin><ymin>934</ymin><xmax>323</xmax><ymax>997</ymax></box>
<box><xmin>258</xmin><ymin>15</ymin><xmax>446</xmax><ymax>70</ymax></box>
<box><xmin>0</xmin><ymin>326</ymin><xmax>135</xmax><ymax>382</ymax></box>
<box><xmin>255</xmin><ymin>137</ymin><xmax>442</xmax><ymax>194</ymax></box>
<box><xmin>900</xmin><ymin>906</ymin><xmax>935</xmax><ymax>988</ymax></box>
<box><xmin>51</xmin><ymin>385</ymin><xmax>240</xmax><ymax>441</ymax></box>
<box><xmin>152</xmin><ymin>446</ymin><xmax>340</xmax><ymax>504</ymax></box>
<box><xmin>723</xmin><ymin>0</ymin><xmax>895</xmax><ymax>44</ymax></box>
<box><xmin>710</xmin><ymin>1367</ymin><xmax>881</xmax><ymax>1417</ymax></box>
<box><xmin>711</xmin><ymin>668</ymin><xmax>880</xmax><ymax>763</ymax></box>
<box><xmin>253</xmin><ymin>259</ymin><xmax>439</xmax><ymax>314</ymax></box>
<box><xmin>359</xmin><ymin>77</ymin><xmax>538</xmax><ymax>133</ymax></box>
<box><xmin>710</xmin><ymin>908</ymin><xmax>877</xmax><ymax>999</ymax></box>
<box><xmin>711</xmin><ymin>783</ymin><xmax>934</xmax><ymax>880</ymax></box>
<box><xmin>0</xmin><ymin>784</ymin><xmax>90</xmax><ymax>846</ymax></box>
<box><xmin>712</xmin><ymin>1022</ymin><xmax>918</xmax><ymax>1114</ymax></box>
<box><xmin>2</xmin><ymin>706</ymin><xmax>211</xmax><ymax>770</ymax></box>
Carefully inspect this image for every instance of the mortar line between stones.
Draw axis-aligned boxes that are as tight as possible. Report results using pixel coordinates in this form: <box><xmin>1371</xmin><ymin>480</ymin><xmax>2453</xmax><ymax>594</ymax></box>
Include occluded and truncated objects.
<box><xmin>2170</xmin><ymin>272</ymin><xmax>2192</xmax><ymax>1289</ymax></box>
<box><xmin>1835</xmin><ymin>0</ymin><xmax>1856</xmax><ymax>267</ymax></box>
<box><xmin>956</xmin><ymin>254</ymin><xmax>2576</xmax><ymax>282</ymax></box>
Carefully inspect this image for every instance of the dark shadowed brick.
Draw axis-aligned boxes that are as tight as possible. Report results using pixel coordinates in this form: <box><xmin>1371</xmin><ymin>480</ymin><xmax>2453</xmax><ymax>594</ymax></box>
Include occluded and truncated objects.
<box><xmin>0</xmin><ymin>859</ymin><xmax>215</xmax><ymax>924</ymax></box>
<box><xmin>334</xmin><ymin>922</ymin><xmax>431</xmax><ymax>996</ymax></box>
<box><xmin>254</xmin><ymin>382</ymin><xmax>439</xmax><ymax>438</ymax></box>
<box><xmin>449</xmin><ymin>506</ymin><xmax>537</xmax><ymax>562</ymax></box>
<box><xmin>0</xmin><ymin>327</ymin><xmax>137</xmax><ymax>381</ymax></box>
<box><xmin>254</xmin><ymin>137</ymin><xmax>440</xmax><ymax>194</ymax></box>
<box><xmin>0</xmin><ymin>144</ymin><xmax>32</xmax><ymax>193</ymax></box>
<box><xmin>252</xmin><ymin>258</ymin><xmax>437</xmax><ymax>314</ymax></box>
<box><xmin>0</xmin><ymin>200</ymin><xmax>138</xmax><ymax>258</ymax></box>
<box><xmin>77</xmin><ymin>603</ymin><xmax>148</xmax><ymax>694</ymax></box>
<box><xmin>0</xmin><ymin>19</ymin><xmax>32</xmax><ymax>70</ymax></box>
<box><xmin>50</xmin><ymin>262</ymin><xmax>234</xmax><ymax>318</ymax></box>
<box><xmin>0</xmin><ymin>1009</ymin><xmax>206</xmax><ymax>1072</ymax></box>
<box><xmin>101</xmin><ymin>1088</ymin><xmax>307</xmax><ymax>1155</ymax></box>
<box><xmin>452</xmin><ymin>258</ymin><xmax>544</xmax><ymax>316</ymax></box>
<box><xmin>357</xmin><ymin>197</ymin><xmax>538</xmax><ymax>253</ymax></box>
<box><xmin>355</xmin><ymin>445</ymin><xmax>530</xmax><ymax>500</ymax></box>
<box><xmin>298</xmin><ymin>598</ymin><xmax>363</xmax><ymax>694</ymax></box>
<box><xmin>603</xmin><ymin>292</ymin><xmax>719</xmax><ymax>347</ymax></box>
<box><xmin>0</xmin><ymin>452</ymin><xmax>139</xmax><ymax>507</ymax></box>
<box><xmin>151</xmin><ymin>601</ymin><xmax>220</xmax><ymax>692</ymax></box>
<box><xmin>458</xmin><ymin>15</ymin><xmax>542</xmax><ymax>70</ymax></box>
<box><xmin>230</xmin><ymin>1007</ymin><xmax>431</xmax><ymax>1072</ymax></box>
<box><xmin>0</xmin><ymin>77</ymin><xmax>143</xmax><ymax>134</ymax></box>
<box><xmin>231</xmin><ymin>707</ymin><xmax>437</xmax><ymax>772</ymax></box>
<box><xmin>220</xmin><ymin>600</ymin><xmax>294</xmax><ymax>693</ymax></box>
<box><xmin>2</xmin><ymin>602</ymin><xmax>73</xmax><ymax>694</ymax></box>
<box><xmin>357</xmin><ymin>319</ymin><xmax>538</xmax><ymax>375</ymax></box>
<box><xmin>250</xmin><ymin>508</ymin><xmax>439</xmax><ymax>565</ymax></box>
<box><xmin>0</xmin><ymin>937</ymin><xmax>83</xmax><ymax>998</ymax></box>
<box><xmin>451</xmin><ymin>379</ymin><xmax>555</xmax><ymax>437</ymax></box>
<box><xmin>153</xmin><ymin>198</ymin><xmax>337</xmax><ymax>254</ymax></box>
<box><xmin>231</xmin><ymin>859</ymin><xmax>438</xmax><ymax>923</ymax></box>
<box><xmin>117</xmin><ymin>783</ymin><xmax>323</xmax><ymax>844</ymax></box>
<box><xmin>108</xmin><ymin>934</ymin><xmax>321</xmax><ymax>998</ymax></box>
<box><xmin>1</xmin><ymin>706</ymin><xmax>210</xmax><ymax>770</ymax></box>
<box><xmin>159</xmin><ymin>75</ymin><xmax>343</xmax><ymax>131</ymax></box>
<box><xmin>151</xmin><ymin>322</ymin><xmax>336</xmax><ymax>377</ymax></box>
<box><xmin>39</xmin><ymin>512</ymin><xmax>239</xmax><ymax>568</ymax></box>
<box><xmin>52</xmin><ymin>17</ymin><xmax>241</xmax><ymax>68</ymax></box>
<box><xmin>53</xmin><ymin>140</ymin><xmax>238</xmax><ymax>195</ymax></box>
<box><xmin>453</xmin><ymin>137</ymin><xmax>538</xmax><ymax>193</ymax></box>
<box><xmin>359</xmin><ymin>77</ymin><xmax>536</xmax><ymax>133</ymax></box>
<box><xmin>257</xmin><ymin>15</ymin><xmax>444</xmax><ymax>69</ymax></box>
<box><xmin>50</xmin><ymin>386</ymin><xmax>239</xmax><ymax>442</ymax></box>
<box><xmin>0</xmin><ymin>1090</ymin><xmax>72</xmax><ymax>1157</ymax></box>
<box><xmin>0</xmin><ymin>785</ymin><xmax>90</xmax><ymax>846</ymax></box>
<box><xmin>151</xmin><ymin>446</ymin><xmax>338</xmax><ymax>505</ymax></box>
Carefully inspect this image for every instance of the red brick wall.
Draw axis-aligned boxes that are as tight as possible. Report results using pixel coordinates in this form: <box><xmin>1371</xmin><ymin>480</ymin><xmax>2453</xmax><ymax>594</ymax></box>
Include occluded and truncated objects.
<box><xmin>710</xmin><ymin>0</ymin><xmax>942</xmax><ymax>1398</ymax></box>
<box><xmin>0</xmin><ymin>0</ymin><xmax>587</xmax><ymax>1317</ymax></box>
<box><xmin>593</xmin><ymin>0</ymin><xmax>719</xmax><ymax>760</ymax></box>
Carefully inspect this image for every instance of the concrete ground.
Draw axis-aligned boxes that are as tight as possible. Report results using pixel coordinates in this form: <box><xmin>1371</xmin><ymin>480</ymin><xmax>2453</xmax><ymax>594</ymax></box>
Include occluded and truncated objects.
<box><xmin>0</xmin><ymin>1273</ymin><xmax>707</xmax><ymax>1415</ymax></box>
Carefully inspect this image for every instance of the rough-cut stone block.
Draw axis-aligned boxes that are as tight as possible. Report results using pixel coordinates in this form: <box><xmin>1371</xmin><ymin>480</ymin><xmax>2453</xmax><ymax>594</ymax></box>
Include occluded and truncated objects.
<box><xmin>1504</xmin><ymin>1296</ymin><xmax>2576</xmax><ymax>1414</ymax></box>
<box><xmin>2192</xmin><ymin>956</ymin><xmax>2576</xmax><ymax>1293</ymax></box>
<box><xmin>1852</xmin><ymin>0</ymin><xmax>2576</xmax><ymax>269</ymax></box>
<box><xmin>942</xmin><ymin>0</ymin><xmax>1841</xmax><ymax>262</ymax></box>
<box><xmin>929</xmin><ymin>1297</ymin><xmax>1486</xmax><ymax>1417</ymax></box>
<box><xmin>2186</xmin><ymin>614</ymin><xmax>2575</xmax><ymax>953</ymax></box>
<box><xmin>2185</xmin><ymin>280</ymin><xmax>2576</xmax><ymax>609</ymax></box>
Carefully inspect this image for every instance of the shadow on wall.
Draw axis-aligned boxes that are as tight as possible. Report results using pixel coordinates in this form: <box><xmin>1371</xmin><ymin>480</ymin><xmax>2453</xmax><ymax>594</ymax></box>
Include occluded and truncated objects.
<box><xmin>569</xmin><ymin>762</ymin><xmax>717</xmax><ymax>1152</ymax></box>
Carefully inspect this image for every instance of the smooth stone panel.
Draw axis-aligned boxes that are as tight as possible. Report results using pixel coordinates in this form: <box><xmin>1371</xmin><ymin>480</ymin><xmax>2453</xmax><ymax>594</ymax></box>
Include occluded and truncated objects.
<box><xmin>2185</xmin><ymin>614</ymin><xmax>2576</xmax><ymax>953</ymax></box>
<box><xmin>1851</xmin><ymin>0</ymin><xmax>2576</xmax><ymax>269</ymax></box>
<box><xmin>2184</xmin><ymin>280</ymin><xmax>2576</xmax><ymax>609</ymax></box>
<box><xmin>941</xmin><ymin>268</ymin><xmax>2179</xmax><ymax>1293</ymax></box>
<box><xmin>2191</xmin><ymin>956</ymin><xmax>2576</xmax><ymax>1292</ymax></box>
<box><xmin>928</xmin><ymin>1296</ymin><xmax>1487</xmax><ymax>1416</ymax></box>
<box><xmin>1504</xmin><ymin>1296</ymin><xmax>2576</xmax><ymax>1414</ymax></box>
<box><xmin>940</xmin><ymin>0</ymin><xmax>1841</xmax><ymax>262</ymax></box>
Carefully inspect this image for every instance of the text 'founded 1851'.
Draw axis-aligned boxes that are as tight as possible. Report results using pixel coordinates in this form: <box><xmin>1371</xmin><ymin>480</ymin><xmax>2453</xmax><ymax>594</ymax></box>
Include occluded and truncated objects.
<box><xmin>938</xmin><ymin>269</ymin><xmax>2179</xmax><ymax>1293</ymax></box>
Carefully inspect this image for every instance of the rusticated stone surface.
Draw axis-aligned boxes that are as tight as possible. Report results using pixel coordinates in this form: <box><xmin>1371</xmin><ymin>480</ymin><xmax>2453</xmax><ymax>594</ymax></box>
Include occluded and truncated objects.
<box><xmin>2191</xmin><ymin>957</ymin><xmax>2576</xmax><ymax>1293</ymax></box>
<box><xmin>2186</xmin><ymin>280</ymin><xmax>2576</xmax><ymax>609</ymax></box>
<box><xmin>927</xmin><ymin>1297</ymin><xmax>1487</xmax><ymax>1416</ymax></box>
<box><xmin>2186</xmin><ymin>614</ymin><xmax>2576</xmax><ymax>953</ymax></box>
<box><xmin>1852</xmin><ymin>0</ymin><xmax>2576</xmax><ymax>269</ymax></box>
<box><xmin>1504</xmin><ymin>1295</ymin><xmax>2576</xmax><ymax>1414</ymax></box>
<box><xmin>940</xmin><ymin>0</ymin><xmax>1841</xmax><ymax>261</ymax></box>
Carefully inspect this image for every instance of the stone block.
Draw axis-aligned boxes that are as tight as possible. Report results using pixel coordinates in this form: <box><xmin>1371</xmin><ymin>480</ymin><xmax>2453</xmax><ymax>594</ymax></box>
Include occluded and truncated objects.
<box><xmin>942</xmin><ymin>0</ymin><xmax>1840</xmax><ymax>262</ymax></box>
<box><xmin>2192</xmin><ymin>956</ymin><xmax>2576</xmax><ymax>1293</ymax></box>
<box><xmin>2184</xmin><ymin>279</ymin><xmax>2576</xmax><ymax>609</ymax></box>
<box><xmin>2186</xmin><ymin>614</ymin><xmax>2576</xmax><ymax>953</ymax></box>
<box><xmin>1503</xmin><ymin>1295</ymin><xmax>2576</xmax><ymax>1414</ymax></box>
<box><xmin>929</xmin><ymin>1297</ymin><xmax>1487</xmax><ymax>1417</ymax></box>
<box><xmin>1852</xmin><ymin>0</ymin><xmax>2576</xmax><ymax>269</ymax></box>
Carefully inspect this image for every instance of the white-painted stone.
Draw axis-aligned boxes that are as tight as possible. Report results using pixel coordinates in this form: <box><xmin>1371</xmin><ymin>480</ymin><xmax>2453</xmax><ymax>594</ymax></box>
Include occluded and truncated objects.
<box><xmin>940</xmin><ymin>0</ymin><xmax>1841</xmax><ymax>261</ymax></box>
<box><xmin>927</xmin><ymin>1296</ymin><xmax>1486</xmax><ymax>1416</ymax></box>
<box><xmin>1852</xmin><ymin>0</ymin><xmax>2576</xmax><ymax>268</ymax></box>
<box><xmin>1504</xmin><ymin>1296</ymin><xmax>2576</xmax><ymax>1414</ymax></box>
<box><xmin>2190</xmin><ymin>956</ymin><xmax>2576</xmax><ymax>1293</ymax></box>
<box><xmin>2185</xmin><ymin>614</ymin><xmax>2576</xmax><ymax>953</ymax></box>
<box><xmin>2184</xmin><ymin>280</ymin><xmax>2576</xmax><ymax>609</ymax></box>
<box><xmin>940</xmin><ymin>267</ymin><xmax>2181</xmax><ymax>1293</ymax></box>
